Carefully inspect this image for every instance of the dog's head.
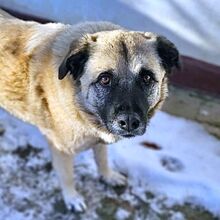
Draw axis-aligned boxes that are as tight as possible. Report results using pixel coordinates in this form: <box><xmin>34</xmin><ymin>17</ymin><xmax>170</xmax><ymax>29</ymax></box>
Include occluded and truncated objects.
<box><xmin>59</xmin><ymin>30</ymin><xmax>180</xmax><ymax>138</ymax></box>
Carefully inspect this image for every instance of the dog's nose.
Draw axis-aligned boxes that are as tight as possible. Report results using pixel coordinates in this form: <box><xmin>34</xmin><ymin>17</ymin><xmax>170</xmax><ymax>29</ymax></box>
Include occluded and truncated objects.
<box><xmin>118</xmin><ymin>115</ymin><xmax>140</xmax><ymax>132</ymax></box>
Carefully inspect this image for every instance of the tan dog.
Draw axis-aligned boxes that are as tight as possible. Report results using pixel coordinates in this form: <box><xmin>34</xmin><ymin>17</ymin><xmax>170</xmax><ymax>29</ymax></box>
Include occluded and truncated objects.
<box><xmin>0</xmin><ymin>9</ymin><xmax>180</xmax><ymax>212</ymax></box>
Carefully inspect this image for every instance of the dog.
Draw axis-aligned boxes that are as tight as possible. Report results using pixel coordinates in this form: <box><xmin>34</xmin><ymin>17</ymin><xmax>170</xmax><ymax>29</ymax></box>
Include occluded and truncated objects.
<box><xmin>0</xmin><ymin>9</ymin><xmax>180</xmax><ymax>213</ymax></box>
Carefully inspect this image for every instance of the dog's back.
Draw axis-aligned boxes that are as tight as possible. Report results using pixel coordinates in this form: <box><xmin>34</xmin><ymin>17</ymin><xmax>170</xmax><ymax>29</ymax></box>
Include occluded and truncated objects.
<box><xmin>0</xmin><ymin>11</ymin><xmax>33</xmax><ymax>117</ymax></box>
<box><xmin>0</xmin><ymin>10</ymin><xmax>64</xmax><ymax>122</ymax></box>
<box><xmin>0</xmin><ymin>8</ymin><xmax>15</xmax><ymax>19</ymax></box>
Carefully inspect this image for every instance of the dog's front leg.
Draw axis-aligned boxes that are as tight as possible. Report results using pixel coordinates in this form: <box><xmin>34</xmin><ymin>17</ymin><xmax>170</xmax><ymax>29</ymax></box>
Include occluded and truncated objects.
<box><xmin>50</xmin><ymin>146</ymin><xmax>86</xmax><ymax>213</ymax></box>
<box><xmin>93</xmin><ymin>144</ymin><xmax>127</xmax><ymax>186</ymax></box>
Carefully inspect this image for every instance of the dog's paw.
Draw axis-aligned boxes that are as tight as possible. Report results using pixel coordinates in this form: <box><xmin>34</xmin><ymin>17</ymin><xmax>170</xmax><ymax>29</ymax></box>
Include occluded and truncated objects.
<box><xmin>101</xmin><ymin>170</ymin><xmax>127</xmax><ymax>187</ymax></box>
<box><xmin>65</xmin><ymin>194</ymin><xmax>87</xmax><ymax>213</ymax></box>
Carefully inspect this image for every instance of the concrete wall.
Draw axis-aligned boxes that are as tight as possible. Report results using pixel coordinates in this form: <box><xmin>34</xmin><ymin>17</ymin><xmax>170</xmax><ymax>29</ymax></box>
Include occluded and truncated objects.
<box><xmin>163</xmin><ymin>86</ymin><xmax>220</xmax><ymax>138</ymax></box>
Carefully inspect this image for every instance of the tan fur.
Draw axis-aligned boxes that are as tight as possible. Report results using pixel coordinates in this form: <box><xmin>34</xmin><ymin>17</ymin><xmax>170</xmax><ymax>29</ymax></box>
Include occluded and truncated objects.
<box><xmin>0</xmin><ymin>15</ymin><xmax>118</xmax><ymax>153</ymax></box>
<box><xmin>0</xmin><ymin>9</ymin><xmax>15</xmax><ymax>19</ymax></box>
<box><xmin>0</xmin><ymin>10</ymin><xmax>169</xmax><ymax>212</ymax></box>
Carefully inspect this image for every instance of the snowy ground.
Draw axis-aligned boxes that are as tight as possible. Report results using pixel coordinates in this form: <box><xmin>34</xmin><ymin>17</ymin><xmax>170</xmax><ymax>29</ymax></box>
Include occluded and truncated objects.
<box><xmin>0</xmin><ymin>108</ymin><xmax>220</xmax><ymax>220</ymax></box>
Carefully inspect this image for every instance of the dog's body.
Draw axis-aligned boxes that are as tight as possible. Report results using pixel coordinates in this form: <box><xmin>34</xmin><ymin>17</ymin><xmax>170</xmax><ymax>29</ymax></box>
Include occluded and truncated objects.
<box><xmin>0</xmin><ymin>9</ymin><xmax>179</xmax><ymax>212</ymax></box>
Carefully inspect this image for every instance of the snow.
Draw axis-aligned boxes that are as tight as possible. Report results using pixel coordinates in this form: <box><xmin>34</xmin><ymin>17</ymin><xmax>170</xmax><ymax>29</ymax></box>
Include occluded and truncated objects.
<box><xmin>110</xmin><ymin>112</ymin><xmax>220</xmax><ymax>215</ymax></box>
<box><xmin>170</xmin><ymin>212</ymin><xmax>185</xmax><ymax>220</ymax></box>
<box><xmin>115</xmin><ymin>208</ymin><xmax>131</xmax><ymax>220</ymax></box>
<box><xmin>0</xmin><ymin>108</ymin><xmax>220</xmax><ymax>219</ymax></box>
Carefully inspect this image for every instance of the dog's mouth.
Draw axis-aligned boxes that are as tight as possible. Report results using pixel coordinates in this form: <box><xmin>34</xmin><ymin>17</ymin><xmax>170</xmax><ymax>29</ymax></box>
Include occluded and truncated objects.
<box><xmin>121</xmin><ymin>134</ymin><xmax>135</xmax><ymax>138</ymax></box>
<box><xmin>106</xmin><ymin>122</ymin><xmax>147</xmax><ymax>139</ymax></box>
<box><xmin>83</xmin><ymin>109</ymin><xmax>147</xmax><ymax>139</ymax></box>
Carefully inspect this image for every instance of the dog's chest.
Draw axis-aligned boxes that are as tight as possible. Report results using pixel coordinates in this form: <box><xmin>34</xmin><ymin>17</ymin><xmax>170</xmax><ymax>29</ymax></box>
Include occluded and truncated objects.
<box><xmin>70</xmin><ymin>135</ymin><xmax>101</xmax><ymax>153</ymax></box>
<box><xmin>69</xmin><ymin>130</ymin><xmax>117</xmax><ymax>153</ymax></box>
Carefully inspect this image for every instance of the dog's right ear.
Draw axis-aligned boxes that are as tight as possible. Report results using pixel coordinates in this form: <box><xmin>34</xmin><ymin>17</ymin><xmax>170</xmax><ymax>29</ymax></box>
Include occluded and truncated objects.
<box><xmin>58</xmin><ymin>41</ymin><xmax>89</xmax><ymax>80</ymax></box>
<box><xmin>156</xmin><ymin>36</ymin><xmax>181</xmax><ymax>74</ymax></box>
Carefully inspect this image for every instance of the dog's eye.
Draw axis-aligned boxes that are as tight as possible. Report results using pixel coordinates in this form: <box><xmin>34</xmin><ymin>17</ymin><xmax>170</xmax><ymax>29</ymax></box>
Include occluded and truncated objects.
<box><xmin>143</xmin><ymin>74</ymin><xmax>151</xmax><ymax>83</ymax></box>
<box><xmin>98</xmin><ymin>72</ymin><xmax>112</xmax><ymax>86</ymax></box>
<box><xmin>139</xmin><ymin>68</ymin><xmax>155</xmax><ymax>84</ymax></box>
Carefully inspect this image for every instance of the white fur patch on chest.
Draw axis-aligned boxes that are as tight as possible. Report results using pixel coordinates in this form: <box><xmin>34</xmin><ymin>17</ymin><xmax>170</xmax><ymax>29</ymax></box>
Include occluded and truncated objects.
<box><xmin>98</xmin><ymin>131</ymin><xmax>118</xmax><ymax>144</ymax></box>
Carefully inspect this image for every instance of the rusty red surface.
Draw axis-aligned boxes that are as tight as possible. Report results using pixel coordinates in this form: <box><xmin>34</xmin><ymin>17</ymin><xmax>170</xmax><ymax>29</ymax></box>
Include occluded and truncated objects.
<box><xmin>1</xmin><ymin>7</ymin><xmax>220</xmax><ymax>96</ymax></box>
<box><xmin>172</xmin><ymin>56</ymin><xmax>220</xmax><ymax>96</ymax></box>
<box><xmin>140</xmin><ymin>141</ymin><xmax>161</xmax><ymax>150</ymax></box>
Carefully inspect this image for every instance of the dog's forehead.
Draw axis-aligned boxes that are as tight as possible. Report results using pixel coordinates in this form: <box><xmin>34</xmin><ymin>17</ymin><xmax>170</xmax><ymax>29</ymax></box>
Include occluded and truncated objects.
<box><xmin>86</xmin><ymin>30</ymin><xmax>163</xmax><ymax>79</ymax></box>
<box><xmin>94</xmin><ymin>30</ymin><xmax>156</xmax><ymax>53</ymax></box>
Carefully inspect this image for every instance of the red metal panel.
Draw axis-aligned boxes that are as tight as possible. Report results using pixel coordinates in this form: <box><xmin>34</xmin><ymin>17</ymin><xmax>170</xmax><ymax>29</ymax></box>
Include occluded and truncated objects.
<box><xmin>172</xmin><ymin>56</ymin><xmax>220</xmax><ymax>96</ymax></box>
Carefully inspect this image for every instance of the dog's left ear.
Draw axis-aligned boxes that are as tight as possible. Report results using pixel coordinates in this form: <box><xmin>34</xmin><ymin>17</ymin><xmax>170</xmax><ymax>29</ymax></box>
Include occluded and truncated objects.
<box><xmin>58</xmin><ymin>41</ymin><xmax>89</xmax><ymax>80</ymax></box>
<box><xmin>156</xmin><ymin>36</ymin><xmax>181</xmax><ymax>74</ymax></box>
